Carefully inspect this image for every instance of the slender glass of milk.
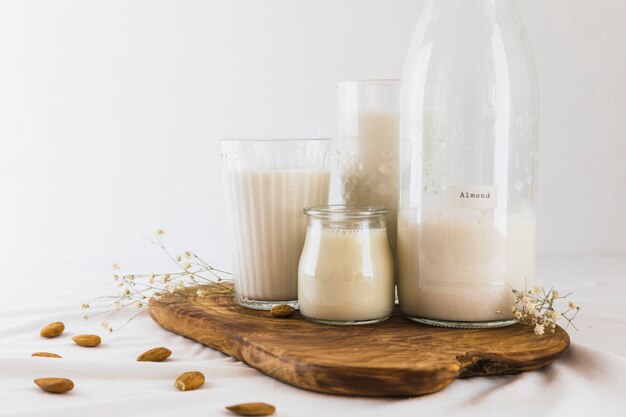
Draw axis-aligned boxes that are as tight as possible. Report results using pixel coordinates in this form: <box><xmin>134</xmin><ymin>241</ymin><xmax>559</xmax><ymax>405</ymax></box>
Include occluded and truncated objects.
<box><xmin>336</xmin><ymin>80</ymin><xmax>400</xmax><ymax>258</ymax></box>
<box><xmin>298</xmin><ymin>205</ymin><xmax>395</xmax><ymax>325</ymax></box>
<box><xmin>398</xmin><ymin>0</ymin><xmax>538</xmax><ymax>328</ymax></box>
<box><xmin>221</xmin><ymin>139</ymin><xmax>331</xmax><ymax>310</ymax></box>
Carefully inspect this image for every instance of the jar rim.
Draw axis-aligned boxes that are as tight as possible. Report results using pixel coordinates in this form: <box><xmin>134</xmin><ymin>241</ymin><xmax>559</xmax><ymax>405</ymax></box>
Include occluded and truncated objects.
<box><xmin>304</xmin><ymin>205</ymin><xmax>388</xmax><ymax>219</ymax></box>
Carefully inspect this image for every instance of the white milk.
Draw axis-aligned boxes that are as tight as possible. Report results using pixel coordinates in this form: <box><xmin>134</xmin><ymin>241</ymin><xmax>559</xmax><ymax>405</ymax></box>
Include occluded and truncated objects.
<box><xmin>224</xmin><ymin>169</ymin><xmax>331</xmax><ymax>301</ymax></box>
<box><xmin>340</xmin><ymin>110</ymin><xmax>399</xmax><ymax>256</ymax></box>
<box><xmin>397</xmin><ymin>211</ymin><xmax>536</xmax><ymax>322</ymax></box>
<box><xmin>298</xmin><ymin>227</ymin><xmax>394</xmax><ymax>322</ymax></box>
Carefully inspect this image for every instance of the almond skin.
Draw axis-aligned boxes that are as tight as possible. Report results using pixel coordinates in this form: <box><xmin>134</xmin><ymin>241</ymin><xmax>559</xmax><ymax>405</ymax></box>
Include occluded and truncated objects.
<box><xmin>32</xmin><ymin>352</ymin><xmax>62</xmax><ymax>358</ymax></box>
<box><xmin>137</xmin><ymin>347</ymin><xmax>172</xmax><ymax>362</ymax></box>
<box><xmin>175</xmin><ymin>371</ymin><xmax>205</xmax><ymax>391</ymax></box>
<box><xmin>270</xmin><ymin>304</ymin><xmax>295</xmax><ymax>318</ymax></box>
<box><xmin>226</xmin><ymin>402</ymin><xmax>276</xmax><ymax>416</ymax></box>
<box><xmin>34</xmin><ymin>378</ymin><xmax>74</xmax><ymax>394</ymax></box>
<box><xmin>40</xmin><ymin>322</ymin><xmax>65</xmax><ymax>338</ymax></box>
<box><xmin>72</xmin><ymin>334</ymin><xmax>101</xmax><ymax>347</ymax></box>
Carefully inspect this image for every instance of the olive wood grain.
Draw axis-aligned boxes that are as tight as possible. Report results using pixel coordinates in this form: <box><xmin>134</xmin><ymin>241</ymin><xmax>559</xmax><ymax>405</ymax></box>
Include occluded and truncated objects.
<box><xmin>149</xmin><ymin>284</ymin><xmax>569</xmax><ymax>397</ymax></box>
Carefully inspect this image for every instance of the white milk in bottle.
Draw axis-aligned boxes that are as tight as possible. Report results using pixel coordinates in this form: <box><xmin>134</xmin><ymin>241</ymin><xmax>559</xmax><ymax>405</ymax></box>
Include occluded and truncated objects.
<box><xmin>397</xmin><ymin>0</ymin><xmax>538</xmax><ymax>327</ymax></box>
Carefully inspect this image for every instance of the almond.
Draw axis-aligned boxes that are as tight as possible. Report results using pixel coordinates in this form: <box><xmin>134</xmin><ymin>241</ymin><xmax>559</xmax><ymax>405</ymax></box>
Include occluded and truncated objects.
<box><xmin>32</xmin><ymin>352</ymin><xmax>62</xmax><ymax>358</ymax></box>
<box><xmin>175</xmin><ymin>371</ymin><xmax>205</xmax><ymax>391</ymax></box>
<box><xmin>226</xmin><ymin>402</ymin><xmax>276</xmax><ymax>416</ymax></box>
<box><xmin>270</xmin><ymin>304</ymin><xmax>295</xmax><ymax>318</ymax></box>
<box><xmin>137</xmin><ymin>347</ymin><xmax>171</xmax><ymax>362</ymax></box>
<box><xmin>40</xmin><ymin>322</ymin><xmax>65</xmax><ymax>338</ymax></box>
<box><xmin>72</xmin><ymin>334</ymin><xmax>101</xmax><ymax>347</ymax></box>
<box><xmin>34</xmin><ymin>377</ymin><xmax>74</xmax><ymax>394</ymax></box>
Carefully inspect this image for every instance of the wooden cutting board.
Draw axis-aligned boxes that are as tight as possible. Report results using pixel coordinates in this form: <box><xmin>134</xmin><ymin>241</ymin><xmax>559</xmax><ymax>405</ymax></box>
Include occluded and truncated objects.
<box><xmin>149</xmin><ymin>284</ymin><xmax>570</xmax><ymax>397</ymax></box>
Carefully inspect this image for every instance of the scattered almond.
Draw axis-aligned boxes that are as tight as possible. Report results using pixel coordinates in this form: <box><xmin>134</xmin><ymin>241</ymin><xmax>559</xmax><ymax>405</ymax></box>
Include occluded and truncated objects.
<box><xmin>175</xmin><ymin>371</ymin><xmax>205</xmax><ymax>391</ymax></box>
<box><xmin>137</xmin><ymin>347</ymin><xmax>172</xmax><ymax>362</ymax></box>
<box><xmin>34</xmin><ymin>377</ymin><xmax>74</xmax><ymax>394</ymax></box>
<box><xmin>32</xmin><ymin>352</ymin><xmax>62</xmax><ymax>358</ymax></box>
<box><xmin>72</xmin><ymin>334</ymin><xmax>101</xmax><ymax>347</ymax></box>
<box><xmin>226</xmin><ymin>402</ymin><xmax>276</xmax><ymax>416</ymax></box>
<box><xmin>40</xmin><ymin>322</ymin><xmax>65</xmax><ymax>338</ymax></box>
<box><xmin>270</xmin><ymin>304</ymin><xmax>295</xmax><ymax>318</ymax></box>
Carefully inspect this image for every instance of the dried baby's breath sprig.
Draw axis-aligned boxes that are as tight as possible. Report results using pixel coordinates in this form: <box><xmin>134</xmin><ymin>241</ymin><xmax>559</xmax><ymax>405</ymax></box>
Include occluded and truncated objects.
<box><xmin>83</xmin><ymin>229</ymin><xmax>232</xmax><ymax>332</ymax></box>
<box><xmin>510</xmin><ymin>283</ymin><xmax>580</xmax><ymax>335</ymax></box>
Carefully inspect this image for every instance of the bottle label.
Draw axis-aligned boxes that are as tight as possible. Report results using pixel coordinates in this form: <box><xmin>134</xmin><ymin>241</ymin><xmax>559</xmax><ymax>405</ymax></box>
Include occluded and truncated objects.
<box><xmin>453</xmin><ymin>185</ymin><xmax>498</xmax><ymax>209</ymax></box>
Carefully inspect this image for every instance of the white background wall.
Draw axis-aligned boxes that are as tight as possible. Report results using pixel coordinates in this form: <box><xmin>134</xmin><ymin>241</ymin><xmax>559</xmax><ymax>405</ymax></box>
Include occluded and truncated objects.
<box><xmin>1</xmin><ymin>0</ymin><xmax>625</xmax><ymax>275</ymax></box>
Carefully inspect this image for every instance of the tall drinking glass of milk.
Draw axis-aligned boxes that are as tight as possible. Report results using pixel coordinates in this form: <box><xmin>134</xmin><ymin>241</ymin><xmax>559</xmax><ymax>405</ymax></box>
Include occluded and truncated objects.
<box><xmin>336</xmin><ymin>80</ymin><xmax>400</xmax><ymax>257</ymax></box>
<box><xmin>397</xmin><ymin>0</ymin><xmax>538</xmax><ymax>328</ymax></box>
<box><xmin>221</xmin><ymin>139</ymin><xmax>331</xmax><ymax>310</ymax></box>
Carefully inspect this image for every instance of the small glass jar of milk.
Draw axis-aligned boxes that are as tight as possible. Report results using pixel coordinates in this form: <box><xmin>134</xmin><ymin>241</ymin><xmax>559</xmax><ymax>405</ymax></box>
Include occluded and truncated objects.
<box><xmin>298</xmin><ymin>205</ymin><xmax>395</xmax><ymax>325</ymax></box>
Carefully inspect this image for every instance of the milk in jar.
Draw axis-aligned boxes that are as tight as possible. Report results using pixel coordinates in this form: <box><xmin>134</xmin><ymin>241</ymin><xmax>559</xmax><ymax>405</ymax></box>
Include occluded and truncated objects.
<box><xmin>298</xmin><ymin>206</ymin><xmax>394</xmax><ymax>325</ymax></box>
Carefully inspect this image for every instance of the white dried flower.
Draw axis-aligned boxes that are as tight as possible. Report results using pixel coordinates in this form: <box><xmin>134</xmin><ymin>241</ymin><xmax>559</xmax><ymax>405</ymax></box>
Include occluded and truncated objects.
<box><xmin>510</xmin><ymin>284</ymin><xmax>579</xmax><ymax>336</ymax></box>
<box><xmin>88</xmin><ymin>234</ymin><xmax>234</xmax><ymax>333</ymax></box>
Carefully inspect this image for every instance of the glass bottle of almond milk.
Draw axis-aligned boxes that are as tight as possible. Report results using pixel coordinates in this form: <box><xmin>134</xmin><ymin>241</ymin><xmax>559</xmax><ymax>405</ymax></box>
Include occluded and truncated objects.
<box><xmin>397</xmin><ymin>0</ymin><xmax>538</xmax><ymax>328</ymax></box>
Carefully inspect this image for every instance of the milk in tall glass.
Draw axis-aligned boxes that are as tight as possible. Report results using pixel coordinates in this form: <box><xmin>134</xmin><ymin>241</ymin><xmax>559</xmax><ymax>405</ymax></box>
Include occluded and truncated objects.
<box><xmin>221</xmin><ymin>139</ymin><xmax>331</xmax><ymax>310</ymax></box>
<box><xmin>337</xmin><ymin>80</ymin><xmax>399</xmax><ymax>256</ymax></box>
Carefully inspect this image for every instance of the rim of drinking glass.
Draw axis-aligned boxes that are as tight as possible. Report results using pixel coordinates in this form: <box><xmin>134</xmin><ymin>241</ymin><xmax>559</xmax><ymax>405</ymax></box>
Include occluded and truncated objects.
<box><xmin>304</xmin><ymin>205</ymin><xmax>388</xmax><ymax>219</ymax></box>
<box><xmin>336</xmin><ymin>79</ymin><xmax>400</xmax><ymax>87</ymax></box>
<box><xmin>220</xmin><ymin>137</ymin><xmax>331</xmax><ymax>143</ymax></box>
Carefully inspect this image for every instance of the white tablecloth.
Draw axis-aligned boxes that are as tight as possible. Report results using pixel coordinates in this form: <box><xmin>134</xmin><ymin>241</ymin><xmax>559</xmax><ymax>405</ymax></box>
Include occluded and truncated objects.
<box><xmin>1</xmin><ymin>256</ymin><xmax>625</xmax><ymax>417</ymax></box>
